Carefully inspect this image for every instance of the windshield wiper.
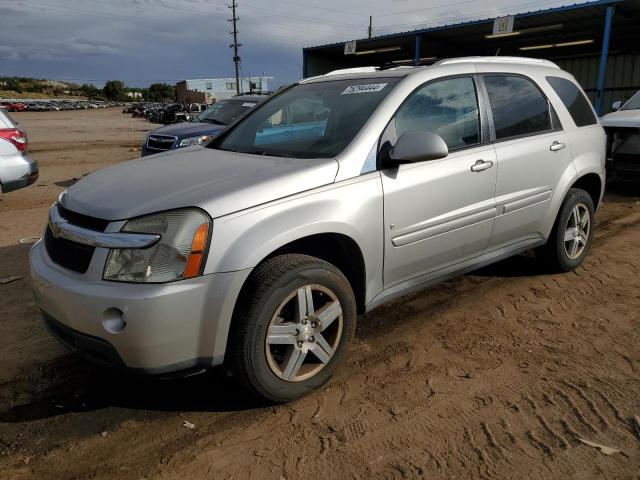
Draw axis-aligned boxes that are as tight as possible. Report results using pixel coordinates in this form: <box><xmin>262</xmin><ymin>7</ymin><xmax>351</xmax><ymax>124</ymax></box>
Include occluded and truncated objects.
<box><xmin>199</xmin><ymin>118</ymin><xmax>226</xmax><ymax>125</ymax></box>
<box><xmin>245</xmin><ymin>150</ymin><xmax>291</xmax><ymax>158</ymax></box>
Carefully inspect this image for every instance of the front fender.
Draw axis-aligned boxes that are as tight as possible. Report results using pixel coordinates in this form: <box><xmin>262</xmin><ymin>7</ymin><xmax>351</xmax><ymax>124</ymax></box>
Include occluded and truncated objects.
<box><xmin>205</xmin><ymin>173</ymin><xmax>384</xmax><ymax>304</ymax></box>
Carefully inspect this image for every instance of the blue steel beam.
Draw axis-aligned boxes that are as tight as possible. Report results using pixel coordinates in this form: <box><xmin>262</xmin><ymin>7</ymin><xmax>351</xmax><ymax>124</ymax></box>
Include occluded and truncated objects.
<box><xmin>595</xmin><ymin>3</ymin><xmax>615</xmax><ymax>115</ymax></box>
<box><xmin>415</xmin><ymin>35</ymin><xmax>422</xmax><ymax>66</ymax></box>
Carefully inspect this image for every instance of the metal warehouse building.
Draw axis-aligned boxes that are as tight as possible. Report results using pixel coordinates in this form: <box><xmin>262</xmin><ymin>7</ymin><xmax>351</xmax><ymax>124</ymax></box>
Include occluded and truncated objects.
<box><xmin>303</xmin><ymin>0</ymin><xmax>639</xmax><ymax>114</ymax></box>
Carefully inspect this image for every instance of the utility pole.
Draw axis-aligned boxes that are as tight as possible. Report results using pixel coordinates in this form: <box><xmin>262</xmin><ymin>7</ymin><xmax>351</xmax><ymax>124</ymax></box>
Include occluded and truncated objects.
<box><xmin>228</xmin><ymin>0</ymin><xmax>241</xmax><ymax>95</ymax></box>
<box><xmin>368</xmin><ymin>16</ymin><xmax>372</xmax><ymax>38</ymax></box>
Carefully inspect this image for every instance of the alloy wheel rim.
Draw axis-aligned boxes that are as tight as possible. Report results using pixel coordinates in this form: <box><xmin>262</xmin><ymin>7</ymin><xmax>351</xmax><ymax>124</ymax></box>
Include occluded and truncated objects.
<box><xmin>563</xmin><ymin>203</ymin><xmax>590</xmax><ymax>260</ymax></box>
<box><xmin>265</xmin><ymin>284</ymin><xmax>343</xmax><ymax>382</ymax></box>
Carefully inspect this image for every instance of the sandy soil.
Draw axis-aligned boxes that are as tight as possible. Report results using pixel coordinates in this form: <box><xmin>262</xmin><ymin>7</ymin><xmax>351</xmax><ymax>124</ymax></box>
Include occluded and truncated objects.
<box><xmin>0</xmin><ymin>108</ymin><xmax>639</xmax><ymax>480</ymax></box>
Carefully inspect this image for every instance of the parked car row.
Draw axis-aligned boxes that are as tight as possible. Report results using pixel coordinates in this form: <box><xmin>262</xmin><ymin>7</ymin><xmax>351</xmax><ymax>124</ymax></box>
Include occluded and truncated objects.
<box><xmin>1</xmin><ymin>100</ymin><xmax>123</xmax><ymax>112</ymax></box>
<box><xmin>125</xmin><ymin>102</ymin><xmax>208</xmax><ymax>125</ymax></box>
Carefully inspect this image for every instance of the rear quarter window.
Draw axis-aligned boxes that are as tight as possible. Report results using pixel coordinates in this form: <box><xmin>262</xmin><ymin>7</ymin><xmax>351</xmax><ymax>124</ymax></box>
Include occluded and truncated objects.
<box><xmin>546</xmin><ymin>76</ymin><xmax>597</xmax><ymax>127</ymax></box>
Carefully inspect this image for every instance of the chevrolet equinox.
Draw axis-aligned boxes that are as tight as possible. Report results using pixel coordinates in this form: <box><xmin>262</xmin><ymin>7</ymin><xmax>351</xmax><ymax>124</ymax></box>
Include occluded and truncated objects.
<box><xmin>31</xmin><ymin>57</ymin><xmax>606</xmax><ymax>402</ymax></box>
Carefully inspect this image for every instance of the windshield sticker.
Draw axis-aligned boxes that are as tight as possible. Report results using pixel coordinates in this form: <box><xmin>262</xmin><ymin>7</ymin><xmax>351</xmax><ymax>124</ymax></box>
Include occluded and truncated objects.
<box><xmin>242</xmin><ymin>102</ymin><xmax>257</xmax><ymax>107</ymax></box>
<box><xmin>341</xmin><ymin>83</ymin><xmax>388</xmax><ymax>95</ymax></box>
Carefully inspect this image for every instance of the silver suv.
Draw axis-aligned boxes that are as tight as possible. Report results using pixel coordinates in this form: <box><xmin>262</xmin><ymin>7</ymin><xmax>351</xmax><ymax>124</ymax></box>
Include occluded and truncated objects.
<box><xmin>30</xmin><ymin>57</ymin><xmax>605</xmax><ymax>402</ymax></box>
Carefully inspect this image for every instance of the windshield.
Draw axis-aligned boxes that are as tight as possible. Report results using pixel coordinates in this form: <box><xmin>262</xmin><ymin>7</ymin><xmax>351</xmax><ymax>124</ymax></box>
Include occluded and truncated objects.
<box><xmin>621</xmin><ymin>91</ymin><xmax>640</xmax><ymax>111</ymax></box>
<box><xmin>195</xmin><ymin>99</ymin><xmax>258</xmax><ymax>125</ymax></box>
<box><xmin>211</xmin><ymin>78</ymin><xmax>401</xmax><ymax>158</ymax></box>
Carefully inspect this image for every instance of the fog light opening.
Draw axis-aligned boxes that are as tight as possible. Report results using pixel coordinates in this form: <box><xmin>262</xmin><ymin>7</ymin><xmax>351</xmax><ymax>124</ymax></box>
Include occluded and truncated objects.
<box><xmin>102</xmin><ymin>308</ymin><xmax>126</xmax><ymax>334</ymax></box>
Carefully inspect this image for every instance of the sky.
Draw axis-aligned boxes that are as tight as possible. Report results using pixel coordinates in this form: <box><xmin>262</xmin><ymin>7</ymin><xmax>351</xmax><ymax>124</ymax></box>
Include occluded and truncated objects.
<box><xmin>0</xmin><ymin>0</ymin><xmax>586</xmax><ymax>89</ymax></box>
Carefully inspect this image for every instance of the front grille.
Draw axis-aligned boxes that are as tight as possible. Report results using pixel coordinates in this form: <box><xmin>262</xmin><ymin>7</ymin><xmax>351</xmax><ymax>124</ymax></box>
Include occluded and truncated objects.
<box><xmin>57</xmin><ymin>204</ymin><xmax>109</xmax><ymax>232</ymax></box>
<box><xmin>45</xmin><ymin>226</ymin><xmax>95</xmax><ymax>273</ymax></box>
<box><xmin>44</xmin><ymin>205</ymin><xmax>110</xmax><ymax>274</ymax></box>
<box><xmin>147</xmin><ymin>134</ymin><xmax>177</xmax><ymax>150</ymax></box>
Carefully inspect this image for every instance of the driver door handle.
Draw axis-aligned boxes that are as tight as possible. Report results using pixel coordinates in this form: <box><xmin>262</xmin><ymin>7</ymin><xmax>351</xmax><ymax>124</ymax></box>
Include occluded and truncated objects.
<box><xmin>550</xmin><ymin>141</ymin><xmax>566</xmax><ymax>152</ymax></box>
<box><xmin>470</xmin><ymin>159</ymin><xmax>494</xmax><ymax>172</ymax></box>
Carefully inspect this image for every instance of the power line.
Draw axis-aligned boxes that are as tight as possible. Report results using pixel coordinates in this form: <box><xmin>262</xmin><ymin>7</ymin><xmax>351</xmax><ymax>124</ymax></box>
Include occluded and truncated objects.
<box><xmin>373</xmin><ymin>0</ymin><xmax>478</xmax><ymax>19</ymax></box>
<box><xmin>240</xmin><ymin>2</ymin><xmax>363</xmax><ymax>28</ymax></box>
<box><xmin>270</xmin><ymin>0</ymin><xmax>361</xmax><ymax>17</ymax></box>
<box><xmin>15</xmin><ymin>1</ymin><xmax>355</xmax><ymax>41</ymax></box>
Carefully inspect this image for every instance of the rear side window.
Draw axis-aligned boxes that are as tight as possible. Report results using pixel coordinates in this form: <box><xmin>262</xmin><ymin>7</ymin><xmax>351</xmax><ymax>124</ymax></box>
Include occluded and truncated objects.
<box><xmin>546</xmin><ymin>76</ymin><xmax>597</xmax><ymax>127</ymax></box>
<box><xmin>484</xmin><ymin>75</ymin><xmax>552</xmax><ymax>140</ymax></box>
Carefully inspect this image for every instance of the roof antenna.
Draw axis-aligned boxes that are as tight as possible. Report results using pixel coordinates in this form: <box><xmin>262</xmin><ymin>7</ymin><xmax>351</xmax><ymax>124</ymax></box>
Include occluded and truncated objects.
<box><xmin>495</xmin><ymin>47</ymin><xmax>501</xmax><ymax>56</ymax></box>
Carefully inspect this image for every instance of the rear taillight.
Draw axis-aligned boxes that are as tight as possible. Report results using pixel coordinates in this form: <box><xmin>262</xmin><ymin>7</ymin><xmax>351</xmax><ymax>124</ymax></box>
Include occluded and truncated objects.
<box><xmin>0</xmin><ymin>128</ymin><xmax>27</xmax><ymax>151</ymax></box>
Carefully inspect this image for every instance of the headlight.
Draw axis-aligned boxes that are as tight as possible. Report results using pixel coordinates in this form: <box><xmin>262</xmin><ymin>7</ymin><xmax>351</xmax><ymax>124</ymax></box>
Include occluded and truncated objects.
<box><xmin>179</xmin><ymin>135</ymin><xmax>212</xmax><ymax>147</ymax></box>
<box><xmin>104</xmin><ymin>208</ymin><xmax>210</xmax><ymax>283</ymax></box>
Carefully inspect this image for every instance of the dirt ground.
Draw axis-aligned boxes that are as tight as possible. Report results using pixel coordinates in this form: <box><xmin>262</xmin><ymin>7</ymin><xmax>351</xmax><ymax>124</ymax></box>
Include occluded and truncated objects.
<box><xmin>0</xmin><ymin>108</ymin><xmax>639</xmax><ymax>480</ymax></box>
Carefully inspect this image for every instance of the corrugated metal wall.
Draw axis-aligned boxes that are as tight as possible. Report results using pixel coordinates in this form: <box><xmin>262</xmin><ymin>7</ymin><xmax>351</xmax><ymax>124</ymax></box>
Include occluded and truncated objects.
<box><xmin>304</xmin><ymin>52</ymin><xmax>353</xmax><ymax>78</ymax></box>
<box><xmin>555</xmin><ymin>53</ymin><xmax>640</xmax><ymax>114</ymax></box>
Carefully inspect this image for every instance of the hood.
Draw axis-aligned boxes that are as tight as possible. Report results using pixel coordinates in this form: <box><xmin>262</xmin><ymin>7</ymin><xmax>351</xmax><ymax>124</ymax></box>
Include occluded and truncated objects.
<box><xmin>62</xmin><ymin>147</ymin><xmax>338</xmax><ymax>221</ymax></box>
<box><xmin>600</xmin><ymin>109</ymin><xmax>640</xmax><ymax>128</ymax></box>
<box><xmin>149</xmin><ymin>121</ymin><xmax>226</xmax><ymax>138</ymax></box>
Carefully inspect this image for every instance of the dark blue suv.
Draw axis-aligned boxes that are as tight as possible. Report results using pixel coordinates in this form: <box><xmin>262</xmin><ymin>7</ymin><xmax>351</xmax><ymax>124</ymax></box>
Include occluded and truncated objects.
<box><xmin>141</xmin><ymin>95</ymin><xmax>267</xmax><ymax>157</ymax></box>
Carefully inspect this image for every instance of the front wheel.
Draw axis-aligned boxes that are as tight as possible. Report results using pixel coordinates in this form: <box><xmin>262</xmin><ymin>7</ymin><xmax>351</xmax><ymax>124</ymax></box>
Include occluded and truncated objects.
<box><xmin>537</xmin><ymin>188</ymin><xmax>595</xmax><ymax>272</ymax></box>
<box><xmin>227</xmin><ymin>254</ymin><xmax>356</xmax><ymax>402</ymax></box>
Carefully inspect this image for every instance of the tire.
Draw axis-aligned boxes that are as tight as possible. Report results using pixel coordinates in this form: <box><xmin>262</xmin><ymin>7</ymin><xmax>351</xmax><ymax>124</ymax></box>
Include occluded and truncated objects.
<box><xmin>537</xmin><ymin>188</ymin><xmax>595</xmax><ymax>272</ymax></box>
<box><xmin>227</xmin><ymin>254</ymin><xmax>357</xmax><ymax>403</ymax></box>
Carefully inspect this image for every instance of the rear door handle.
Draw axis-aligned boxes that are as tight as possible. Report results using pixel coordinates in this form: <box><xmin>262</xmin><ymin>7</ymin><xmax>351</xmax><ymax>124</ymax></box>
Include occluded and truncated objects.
<box><xmin>470</xmin><ymin>159</ymin><xmax>494</xmax><ymax>172</ymax></box>
<box><xmin>550</xmin><ymin>141</ymin><xmax>566</xmax><ymax>152</ymax></box>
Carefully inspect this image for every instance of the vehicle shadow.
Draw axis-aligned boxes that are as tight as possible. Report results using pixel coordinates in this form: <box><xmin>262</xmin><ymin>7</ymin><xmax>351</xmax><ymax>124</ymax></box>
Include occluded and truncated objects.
<box><xmin>0</xmin><ymin>360</ymin><xmax>263</xmax><ymax>424</ymax></box>
<box><xmin>470</xmin><ymin>252</ymin><xmax>549</xmax><ymax>278</ymax></box>
<box><xmin>54</xmin><ymin>178</ymin><xmax>80</xmax><ymax>188</ymax></box>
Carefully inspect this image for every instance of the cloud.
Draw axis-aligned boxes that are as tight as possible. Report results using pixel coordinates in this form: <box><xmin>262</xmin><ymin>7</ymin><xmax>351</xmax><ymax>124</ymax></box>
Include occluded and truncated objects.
<box><xmin>68</xmin><ymin>38</ymin><xmax>121</xmax><ymax>56</ymax></box>
<box><xmin>0</xmin><ymin>0</ymin><xmax>576</xmax><ymax>87</ymax></box>
<box><xmin>0</xmin><ymin>46</ymin><xmax>21</xmax><ymax>61</ymax></box>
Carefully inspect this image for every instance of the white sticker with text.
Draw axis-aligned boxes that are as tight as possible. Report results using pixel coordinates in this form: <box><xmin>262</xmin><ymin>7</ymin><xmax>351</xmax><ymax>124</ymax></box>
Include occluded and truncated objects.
<box><xmin>242</xmin><ymin>102</ymin><xmax>257</xmax><ymax>107</ymax></box>
<box><xmin>340</xmin><ymin>83</ymin><xmax>388</xmax><ymax>95</ymax></box>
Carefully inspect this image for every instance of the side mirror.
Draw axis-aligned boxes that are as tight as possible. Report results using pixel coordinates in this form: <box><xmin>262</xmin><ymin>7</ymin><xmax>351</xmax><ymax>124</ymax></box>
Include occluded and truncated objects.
<box><xmin>611</xmin><ymin>100</ymin><xmax>622</xmax><ymax>111</ymax></box>
<box><xmin>389</xmin><ymin>131</ymin><xmax>448</xmax><ymax>164</ymax></box>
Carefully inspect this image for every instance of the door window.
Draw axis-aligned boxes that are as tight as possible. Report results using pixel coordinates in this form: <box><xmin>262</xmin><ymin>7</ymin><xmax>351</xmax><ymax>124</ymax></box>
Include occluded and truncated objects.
<box><xmin>484</xmin><ymin>75</ymin><xmax>552</xmax><ymax>140</ymax></box>
<box><xmin>391</xmin><ymin>76</ymin><xmax>481</xmax><ymax>151</ymax></box>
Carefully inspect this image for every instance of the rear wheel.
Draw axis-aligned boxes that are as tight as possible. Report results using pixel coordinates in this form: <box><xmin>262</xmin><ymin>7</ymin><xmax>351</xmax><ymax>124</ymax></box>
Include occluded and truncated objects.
<box><xmin>227</xmin><ymin>254</ymin><xmax>356</xmax><ymax>402</ymax></box>
<box><xmin>537</xmin><ymin>188</ymin><xmax>595</xmax><ymax>272</ymax></box>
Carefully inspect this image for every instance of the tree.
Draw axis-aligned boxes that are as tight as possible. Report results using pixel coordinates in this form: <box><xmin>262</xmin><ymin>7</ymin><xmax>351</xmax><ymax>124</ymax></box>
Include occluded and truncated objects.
<box><xmin>81</xmin><ymin>83</ymin><xmax>100</xmax><ymax>99</ymax></box>
<box><xmin>103</xmin><ymin>80</ymin><xmax>126</xmax><ymax>101</ymax></box>
<box><xmin>145</xmin><ymin>83</ymin><xmax>175</xmax><ymax>102</ymax></box>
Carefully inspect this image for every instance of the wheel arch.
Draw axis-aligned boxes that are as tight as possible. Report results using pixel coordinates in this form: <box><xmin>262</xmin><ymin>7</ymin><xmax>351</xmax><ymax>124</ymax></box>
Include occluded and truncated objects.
<box><xmin>543</xmin><ymin>166</ymin><xmax>604</xmax><ymax>240</ymax></box>
<box><xmin>235</xmin><ymin>232</ymin><xmax>367</xmax><ymax>316</ymax></box>
<box><xmin>570</xmin><ymin>172</ymin><xmax>603</xmax><ymax>210</ymax></box>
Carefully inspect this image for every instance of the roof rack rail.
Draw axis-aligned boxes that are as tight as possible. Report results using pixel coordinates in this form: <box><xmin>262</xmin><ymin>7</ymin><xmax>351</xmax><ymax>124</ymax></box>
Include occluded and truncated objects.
<box><xmin>323</xmin><ymin>66</ymin><xmax>379</xmax><ymax>76</ymax></box>
<box><xmin>435</xmin><ymin>56</ymin><xmax>560</xmax><ymax>68</ymax></box>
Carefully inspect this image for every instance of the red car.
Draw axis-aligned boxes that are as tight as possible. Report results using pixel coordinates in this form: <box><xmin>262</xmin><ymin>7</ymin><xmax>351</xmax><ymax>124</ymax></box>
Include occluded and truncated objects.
<box><xmin>0</xmin><ymin>102</ymin><xmax>27</xmax><ymax>112</ymax></box>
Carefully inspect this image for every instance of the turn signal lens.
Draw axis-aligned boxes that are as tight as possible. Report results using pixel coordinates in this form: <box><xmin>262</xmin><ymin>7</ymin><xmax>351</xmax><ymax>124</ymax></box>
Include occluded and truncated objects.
<box><xmin>183</xmin><ymin>223</ymin><xmax>209</xmax><ymax>279</ymax></box>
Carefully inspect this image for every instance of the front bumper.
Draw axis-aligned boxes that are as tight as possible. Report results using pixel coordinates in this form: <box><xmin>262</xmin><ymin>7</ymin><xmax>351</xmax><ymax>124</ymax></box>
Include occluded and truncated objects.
<box><xmin>605</xmin><ymin>126</ymin><xmax>640</xmax><ymax>177</ymax></box>
<box><xmin>30</xmin><ymin>239</ymin><xmax>251</xmax><ymax>374</ymax></box>
<box><xmin>140</xmin><ymin>142</ymin><xmax>166</xmax><ymax>157</ymax></box>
